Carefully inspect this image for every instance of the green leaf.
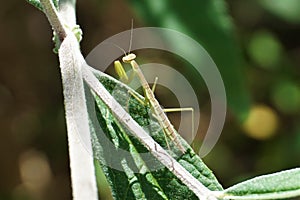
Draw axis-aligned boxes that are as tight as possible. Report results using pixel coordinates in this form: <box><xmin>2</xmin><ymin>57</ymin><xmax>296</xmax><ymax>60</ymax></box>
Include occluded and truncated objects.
<box><xmin>85</xmin><ymin>69</ymin><xmax>223</xmax><ymax>200</ymax></box>
<box><xmin>127</xmin><ymin>0</ymin><xmax>251</xmax><ymax>121</ymax></box>
<box><xmin>26</xmin><ymin>0</ymin><xmax>59</xmax><ymax>11</ymax></box>
<box><xmin>26</xmin><ymin>0</ymin><xmax>43</xmax><ymax>11</ymax></box>
<box><xmin>220</xmin><ymin>168</ymin><xmax>300</xmax><ymax>200</ymax></box>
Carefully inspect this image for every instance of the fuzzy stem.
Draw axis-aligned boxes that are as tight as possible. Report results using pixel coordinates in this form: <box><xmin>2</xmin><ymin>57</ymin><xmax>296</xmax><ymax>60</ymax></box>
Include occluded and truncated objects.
<box><xmin>40</xmin><ymin>0</ymin><xmax>67</xmax><ymax>41</ymax></box>
<box><xmin>40</xmin><ymin>1</ymin><xmax>98</xmax><ymax>199</ymax></box>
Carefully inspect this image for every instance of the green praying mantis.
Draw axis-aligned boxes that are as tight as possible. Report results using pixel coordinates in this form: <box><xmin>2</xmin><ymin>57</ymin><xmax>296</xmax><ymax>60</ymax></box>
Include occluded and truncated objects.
<box><xmin>111</xmin><ymin>22</ymin><xmax>196</xmax><ymax>153</ymax></box>
<box><xmin>114</xmin><ymin>53</ymin><xmax>188</xmax><ymax>153</ymax></box>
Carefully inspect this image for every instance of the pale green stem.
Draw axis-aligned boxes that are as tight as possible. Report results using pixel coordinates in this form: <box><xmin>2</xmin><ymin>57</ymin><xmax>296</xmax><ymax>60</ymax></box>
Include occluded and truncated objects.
<box><xmin>40</xmin><ymin>0</ymin><xmax>67</xmax><ymax>41</ymax></box>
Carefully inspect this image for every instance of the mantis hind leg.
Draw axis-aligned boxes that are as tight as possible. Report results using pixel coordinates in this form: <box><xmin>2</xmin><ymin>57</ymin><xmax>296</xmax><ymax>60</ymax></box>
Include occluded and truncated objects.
<box><xmin>163</xmin><ymin>108</ymin><xmax>195</xmax><ymax>150</ymax></box>
<box><xmin>151</xmin><ymin>77</ymin><xmax>158</xmax><ymax>93</ymax></box>
<box><xmin>151</xmin><ymin>77</ymin><xmax>195</xmax><ymax>150</ymax></box>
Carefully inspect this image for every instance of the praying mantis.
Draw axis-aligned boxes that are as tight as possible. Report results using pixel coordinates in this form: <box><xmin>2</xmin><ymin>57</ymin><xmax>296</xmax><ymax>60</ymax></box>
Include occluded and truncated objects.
<box><xmin>114</xmin><ymin>50</ymin><xmax>196</xmax><ymax>153</ymax></box>
<box><xmin>111</xmin><ymin>21</ymin><xmax>198</xmax><ymax>153</ymax></box>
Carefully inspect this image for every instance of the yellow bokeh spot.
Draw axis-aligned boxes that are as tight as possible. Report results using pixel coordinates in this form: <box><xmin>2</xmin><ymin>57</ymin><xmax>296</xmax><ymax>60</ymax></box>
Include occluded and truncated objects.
<box><xmin>242</xmin><ymin>105</ymin><xmax>279</xmax><ymax>140</ymax></box>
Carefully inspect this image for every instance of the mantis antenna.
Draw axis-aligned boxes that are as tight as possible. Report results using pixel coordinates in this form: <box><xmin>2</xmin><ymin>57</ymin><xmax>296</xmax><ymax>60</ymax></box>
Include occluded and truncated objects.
<box><xmin>122</xmin><ymin>19</ymin><xmax>136</xmax><ymax>63</ymax></box>
<box><xmin>128</xmin><ymin>19</ymin><xmax>134</xmax><ymax>54</ymax></box>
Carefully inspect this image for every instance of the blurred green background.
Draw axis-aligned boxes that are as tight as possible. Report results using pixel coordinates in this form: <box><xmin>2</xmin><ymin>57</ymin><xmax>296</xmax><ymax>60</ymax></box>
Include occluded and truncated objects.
<box><xmin>0</xmin><ymin>0</ymin><xmax>299</xmax><ymax>199</ymax></box>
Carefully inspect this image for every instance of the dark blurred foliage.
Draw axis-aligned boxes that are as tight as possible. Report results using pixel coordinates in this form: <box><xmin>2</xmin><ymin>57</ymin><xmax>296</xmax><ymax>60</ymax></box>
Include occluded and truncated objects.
<box><xmin>0</xmin><ymin>0</ymin><xmax>299</xmax><ymax>199</ymax></box>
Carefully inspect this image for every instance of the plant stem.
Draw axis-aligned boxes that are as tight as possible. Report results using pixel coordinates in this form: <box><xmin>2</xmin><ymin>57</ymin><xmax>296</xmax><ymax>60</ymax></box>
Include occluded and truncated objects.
<box><xmin>58</xmin><ymin>0</ymin><xmax>77</xmax><ymax>28</ymax></box>
<box><xmin>40</xmin><ymin>0</ymin><xmax>98</xmax><ymax>199</ymax></box>
<box><xmin>59</xmin><ymin>34</ymin><xmax>98</xmax><ymax>200</ymax></box>
<box><xmin>40</xmin><ymin>0</ymin><xmax>67</xmax><ymax>41</ymax></box>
